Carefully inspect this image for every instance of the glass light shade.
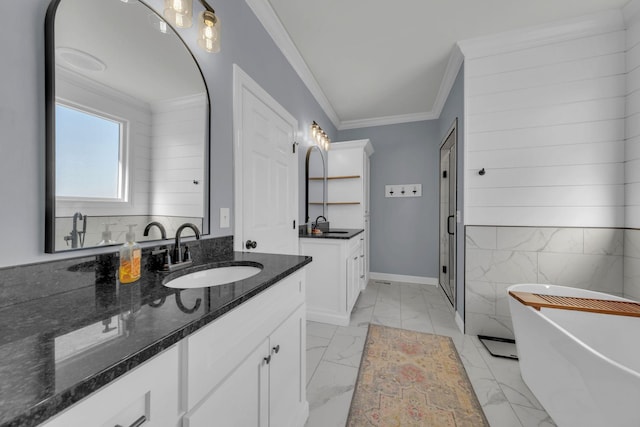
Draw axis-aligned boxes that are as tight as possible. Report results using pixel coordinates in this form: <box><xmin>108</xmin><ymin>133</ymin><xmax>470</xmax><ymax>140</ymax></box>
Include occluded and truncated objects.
<box><xmin>164</xmin><ymin>0</ymin><xmax>193</xmax><ymax>28</ymax></box>
<box><xmin>198</xmin><ymin>11</ymin><xmax>220</xmax><ymax>53</ymax></box>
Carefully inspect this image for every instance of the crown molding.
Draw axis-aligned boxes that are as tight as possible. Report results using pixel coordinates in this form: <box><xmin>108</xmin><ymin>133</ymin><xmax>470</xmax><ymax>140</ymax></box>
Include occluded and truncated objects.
<box><xmin>338</xmin><ymin>46</ymin><xmax>463</xmax><ymax>130</ymax></box>
<box><xmin>244</xmin><ymin>0</ymin><xmax>340</xmax><ymax>129</ymax></box>
<box><xmin>458</xmin><ymin>9</ymin><xmax>625</xmax><ymax>59</ymax></box>
<box><xmin>339</xmin><ymin>111</ymin><xmax>438</xmax><ymax>130</ymax></box>
<box><xmin>430</xmin><ymin>44</ymin><xmax>464</xmax><ymax>119</ymax></box>
<box><xmin>246</xmin><ymin>0</ymin><xmax>465</xmax><ymax>131</ymax></box>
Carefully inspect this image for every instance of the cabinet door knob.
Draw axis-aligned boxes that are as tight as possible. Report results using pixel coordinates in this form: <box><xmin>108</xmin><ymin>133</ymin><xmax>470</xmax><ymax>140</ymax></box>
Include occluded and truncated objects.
<box><xmin>245</xmin><ymin>240</ymin><xmax>257</xmax><ymax>249</ymax></box>
<box><xmin>263</xmin><ymin>355</ymin><xmax>271</xmax><ymax>364</ymax></box>
<box><xmin>272</xmin><ymin>344</ymin><xmax>280</xmax><ymax>354</ymax></box>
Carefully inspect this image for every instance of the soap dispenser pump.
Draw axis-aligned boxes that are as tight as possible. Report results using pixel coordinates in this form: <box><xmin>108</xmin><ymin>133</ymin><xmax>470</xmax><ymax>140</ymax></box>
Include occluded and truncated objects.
<box><xmin>119</xmin><ymin>225</ymin><xmax>141</xmax><ymax>283</ymax></box>
<box><xmin>97</xmin><ymin>223</ymin><xmax>117</xmax><ymax>246</ymax></box>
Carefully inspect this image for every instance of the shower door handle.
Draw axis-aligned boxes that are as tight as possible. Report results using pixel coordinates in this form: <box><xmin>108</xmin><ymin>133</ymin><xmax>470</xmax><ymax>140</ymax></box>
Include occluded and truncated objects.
<box><xmin>447</xmin><ymin>215</ymin><xmax>455</xmax><ymax>235</ymax></box>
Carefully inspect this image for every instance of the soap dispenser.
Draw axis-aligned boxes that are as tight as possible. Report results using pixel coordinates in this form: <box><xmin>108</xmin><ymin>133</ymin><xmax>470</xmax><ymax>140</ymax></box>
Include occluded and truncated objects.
<box><xmin>97</xmin><ymin>223</ymin><xmax>117</xmax><ymax>246</ymax></box>
<box><xmin>119</xmin><ymin>225</ymin><xmax>141</xmax><ymax>283</ymax></box>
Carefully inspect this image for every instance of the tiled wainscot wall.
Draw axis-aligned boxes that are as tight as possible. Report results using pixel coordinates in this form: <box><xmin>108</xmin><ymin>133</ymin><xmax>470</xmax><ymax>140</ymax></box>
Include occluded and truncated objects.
<box><xmin>625</xmin><ymin>229</ymin><xmax>640</xmax><ymax>300</ymax></box>
<box><xmin>465</xmin><ymin>226</ymin><xmax>625</xmax><ymax>338</ymax></box>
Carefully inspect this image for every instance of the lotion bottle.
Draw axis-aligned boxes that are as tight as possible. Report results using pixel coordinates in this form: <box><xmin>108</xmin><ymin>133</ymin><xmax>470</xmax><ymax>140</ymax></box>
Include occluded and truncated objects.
<box><xmin>97</xmin><ymin>223</ymin><xmax>117</xmax><ymax>246</ymax></box>
<box><xmin>119</xmin><ymin>225</ymin><xmax>141</xmax><ymax>283</ymax></box>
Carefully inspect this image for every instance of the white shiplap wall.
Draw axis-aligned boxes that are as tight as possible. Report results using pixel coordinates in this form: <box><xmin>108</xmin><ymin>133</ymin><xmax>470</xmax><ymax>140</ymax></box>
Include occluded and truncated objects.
<box><xmin>150</xmin><ymin>94</ymin><xmax>206</xmax><ymax>218</ymax></box>
<box><xmin>626</xmin><ymin>2</ymin><xmax>640</xmax><ymax>229</ymax></box>
<box><xmin>460</xmin><ymin>12</ymin><xmax>626</xmax><ymax>227</ymax></box>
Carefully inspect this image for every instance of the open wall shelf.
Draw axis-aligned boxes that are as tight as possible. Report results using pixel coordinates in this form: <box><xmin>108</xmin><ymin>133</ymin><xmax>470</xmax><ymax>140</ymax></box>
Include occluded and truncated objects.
<box><xmin>309</xmin><ymin>175</ymin><xmax>361</xmax><ymax>180</ymax></box>
<box><xmin>310</xmin><ymin>202</ymin><xmax>360</xmax><ymax>205</ymax></box>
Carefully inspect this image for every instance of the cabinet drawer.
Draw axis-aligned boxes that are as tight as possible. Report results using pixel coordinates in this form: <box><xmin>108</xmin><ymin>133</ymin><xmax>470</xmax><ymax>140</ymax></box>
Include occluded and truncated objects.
<box><xmin>40</xmin><ymin>346</ymin><xmax>180</xmax><ymax>427</ymax></box>
<box><xmin>186</xmin><ymin>270</ymin><xmax>304</xmax><ymax>409</ymax></box>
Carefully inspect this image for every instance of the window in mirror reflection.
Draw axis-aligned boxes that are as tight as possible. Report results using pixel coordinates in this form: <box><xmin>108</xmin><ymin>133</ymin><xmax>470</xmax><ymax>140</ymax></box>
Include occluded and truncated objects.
<box><xmin>55</xmin><ymin>103</ymin><xmax>127</xmax><ymax>201</ymax></box>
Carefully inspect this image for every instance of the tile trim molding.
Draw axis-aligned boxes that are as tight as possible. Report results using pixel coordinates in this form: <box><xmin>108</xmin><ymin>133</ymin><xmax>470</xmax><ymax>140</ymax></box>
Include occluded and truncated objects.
<box><xmin>370</xmin><ymin>272</ymin><xmax>438</xmax><ymax>286</ymax></box>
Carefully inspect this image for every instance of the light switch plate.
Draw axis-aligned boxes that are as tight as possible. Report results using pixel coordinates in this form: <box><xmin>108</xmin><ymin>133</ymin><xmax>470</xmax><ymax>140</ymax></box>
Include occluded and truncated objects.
<box><xmin>220</xmin><ymin>208</ymin><xmax>230</xmax><ymax>228</ymax></box>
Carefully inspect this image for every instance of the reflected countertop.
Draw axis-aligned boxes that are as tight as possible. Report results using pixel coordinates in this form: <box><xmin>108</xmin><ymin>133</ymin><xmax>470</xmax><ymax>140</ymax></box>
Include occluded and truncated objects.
<box><xmin>0</xmin><ymin>238</ymin><xmax>310</xmax><ymax>427</ymax></box>
<box><xmin>299</xmin><ymin>228</ymin><xmax>364</xmax><ymax>240</ymax></box>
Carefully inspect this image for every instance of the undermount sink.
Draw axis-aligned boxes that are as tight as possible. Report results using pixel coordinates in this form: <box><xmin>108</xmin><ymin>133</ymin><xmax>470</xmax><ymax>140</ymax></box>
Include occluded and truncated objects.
<box><xmin>164</xmin><ymin>265</ymin><xmax>262</xmax><ymax>289</ymax></box>
<box><xmin>324</xmin><ymin>231</ymin><xmax>349</xmax><ymax>234</ymax></box>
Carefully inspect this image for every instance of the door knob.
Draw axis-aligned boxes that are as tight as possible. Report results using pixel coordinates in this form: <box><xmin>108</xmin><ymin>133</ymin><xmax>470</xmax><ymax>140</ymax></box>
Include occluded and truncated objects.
<box><xmin>245</xmin><ymin>240</ymin><xmax>257</xmax><ymax>249</ymax></box>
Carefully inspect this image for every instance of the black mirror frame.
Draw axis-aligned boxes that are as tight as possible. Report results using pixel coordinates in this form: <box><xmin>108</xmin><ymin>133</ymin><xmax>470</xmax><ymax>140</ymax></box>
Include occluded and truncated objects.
<box><xmin>44</xmin><ymin>0</ymin><xmax>212</xmax><ymax>253</ymax></box>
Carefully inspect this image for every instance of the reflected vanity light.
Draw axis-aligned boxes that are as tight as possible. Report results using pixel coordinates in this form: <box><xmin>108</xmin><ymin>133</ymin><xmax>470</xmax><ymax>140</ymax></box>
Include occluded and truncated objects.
<box><xmin>148</xmin><ymin>13</ymin><xmax>169</xmax><ymax>34</ymax></box>
<box><xmin>310</xmin><ymin>121</ymin><xmax>330</xmax><ymax>151</ymax></box>
<box><xmin>164</xmin><ymin>0</ymin><xmax>220</xmax><ymax>53</ymax></box>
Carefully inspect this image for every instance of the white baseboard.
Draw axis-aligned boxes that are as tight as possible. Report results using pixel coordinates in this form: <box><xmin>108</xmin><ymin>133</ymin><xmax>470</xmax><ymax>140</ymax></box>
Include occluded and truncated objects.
<box><xmin>455</xmin><ymin>311</ymin><xmax>464</xmax><ymax>334</ymax></box>
<box><xmin>306</xmin><ymin>309</ymin><xmax>350</xmax><ymax>326</ymax></box>
<box><xmin>370</xmin><ymin>272</ymin><xmax>438</xmax><ymax>286</ymax></box>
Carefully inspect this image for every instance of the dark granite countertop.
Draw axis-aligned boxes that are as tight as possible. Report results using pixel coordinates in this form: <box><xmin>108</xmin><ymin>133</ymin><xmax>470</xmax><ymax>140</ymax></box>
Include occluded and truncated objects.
<box><xmin>0</xmin><ymin>237</ymin><xmax>311</xmax><ymax>427</ymax></box>
<box><xmin>299</xmin><ymin>228</ymin><xmax>364</xmax><ymax>240</ymax></box>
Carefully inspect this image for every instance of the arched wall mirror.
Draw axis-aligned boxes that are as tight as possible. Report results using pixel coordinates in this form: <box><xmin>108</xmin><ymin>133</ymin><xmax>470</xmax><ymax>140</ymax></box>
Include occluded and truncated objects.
<box><xmin>305</xmin><ymin>146</ymin><xmax>327</xmax><ymax>225</ymax></box>
<box><xmin>45</xmin><ymin>0</ymin><xmax>210</xmax><ymax>253</ymax></box>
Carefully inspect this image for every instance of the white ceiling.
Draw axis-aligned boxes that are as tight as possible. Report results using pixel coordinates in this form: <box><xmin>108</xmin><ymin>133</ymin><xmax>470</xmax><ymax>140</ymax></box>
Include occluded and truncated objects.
<box><xmin>55</xmin><ymin>0</ymin><xmax>205</xmax><ymax>104</ymax></box>
<box><xmin>265</xmin><ymin>0</ymin><xmax>630</xmax><ymax>128</ymax></box>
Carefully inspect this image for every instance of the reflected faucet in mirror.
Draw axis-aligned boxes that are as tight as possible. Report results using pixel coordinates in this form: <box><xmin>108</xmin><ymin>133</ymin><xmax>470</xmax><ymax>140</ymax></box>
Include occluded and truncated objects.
<box><xmin>143</xmin><ymin>221</ymin><xmax>167</xmax><ymax>240</ymax></box>
<box><xmin>63</xmin><ymin>212</ymin><xmax>87</xmax><ymax>248</ymax></box>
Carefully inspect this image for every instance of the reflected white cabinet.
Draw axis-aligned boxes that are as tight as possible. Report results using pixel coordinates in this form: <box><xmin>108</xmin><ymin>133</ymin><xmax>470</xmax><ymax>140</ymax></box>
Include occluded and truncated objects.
<box><xmin>327</xmin><ymin>139</ymin><xmax>373</xmax><ymax>287</ymax></box>
<box><xmin>301</xmin><ymin>235</ymin><xmax>362</xmax><ymax>326</ymax></box>
<box><xmin>40</xmin><ymin>345</ymin><xmax>181</xmax><ymax>427</ymax></box>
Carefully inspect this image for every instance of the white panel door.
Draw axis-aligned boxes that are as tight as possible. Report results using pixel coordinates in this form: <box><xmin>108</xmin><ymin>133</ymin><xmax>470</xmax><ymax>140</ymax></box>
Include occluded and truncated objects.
<box><xmin>233</xmin><ymin>65</ymin><xmax>298</xmax><ymax>255</ymax></box>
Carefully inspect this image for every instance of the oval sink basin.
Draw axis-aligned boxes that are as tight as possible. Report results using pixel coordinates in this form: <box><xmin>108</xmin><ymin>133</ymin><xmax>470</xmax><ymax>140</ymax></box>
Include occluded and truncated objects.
<box><xmin>164</xmin><ymin>265</ymin><xmax>262</xmax><ymax>289</ymax></box>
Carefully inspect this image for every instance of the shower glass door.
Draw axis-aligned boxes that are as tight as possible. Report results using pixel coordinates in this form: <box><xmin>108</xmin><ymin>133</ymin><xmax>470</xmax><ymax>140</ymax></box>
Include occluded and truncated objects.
<box><xmin>439</xmin><ymin>122</ymin><xmax>457</xmax><ymax>307</ymax></box>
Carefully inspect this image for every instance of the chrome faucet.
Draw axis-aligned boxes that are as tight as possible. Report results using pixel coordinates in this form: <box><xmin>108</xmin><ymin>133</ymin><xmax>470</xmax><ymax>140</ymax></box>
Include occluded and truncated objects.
<box><xmin>173</xmin><ymin>223</ymin><xmax>201</xmax><ymax>266</ymax></box>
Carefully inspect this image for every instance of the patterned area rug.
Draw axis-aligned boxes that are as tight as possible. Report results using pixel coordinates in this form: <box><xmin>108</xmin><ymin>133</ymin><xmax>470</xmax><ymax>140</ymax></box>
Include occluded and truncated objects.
<box><xmin>347</xmin><ymin>324</ymin><xmax>489</xmax><ymax>427</ymax></box>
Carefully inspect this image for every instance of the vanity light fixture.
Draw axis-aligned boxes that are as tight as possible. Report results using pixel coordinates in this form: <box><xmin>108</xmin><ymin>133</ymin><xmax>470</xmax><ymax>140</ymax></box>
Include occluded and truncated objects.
<box><xmin>310</xmin><ymin>121</ymin><xmax>330</xmax><ymax>151</ymax></box>
<box><xmin>164</xmin><ymin>0</ymin><xmax>221</xmax><ymax>53</ymax></box>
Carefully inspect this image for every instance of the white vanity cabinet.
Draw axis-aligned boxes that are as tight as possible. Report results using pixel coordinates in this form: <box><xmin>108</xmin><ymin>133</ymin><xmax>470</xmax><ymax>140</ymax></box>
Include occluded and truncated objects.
<box><xmin>38</xmin><ymin>269</ymin><xmax>307</xmax><ymax>427</ymax></box>
<box><xmin>183</xmin><ymin>270</ymin><xmax>307</xmax><ymax>427</ymax></box>
<box><xmin>301</xmin><ymin>235</ymin><xmax>362</xmax><ymax>326</ymax></box>
<box><xmin>326</xmin><ymin>139</ymin><xmax>373</xmax><ymax>287</ymax></box>
<box><xmin>40</xmin><ymin>345</ymin><xmax>182</xmax><ymax>427</ymax></box>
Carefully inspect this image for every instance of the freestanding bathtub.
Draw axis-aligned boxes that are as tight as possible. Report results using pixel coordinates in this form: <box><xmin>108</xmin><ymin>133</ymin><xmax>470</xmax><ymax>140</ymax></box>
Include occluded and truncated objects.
<box><xmin>508</xmin><ymin>284</ymin><xmax>640</xmax><ymax>427</ymax></box>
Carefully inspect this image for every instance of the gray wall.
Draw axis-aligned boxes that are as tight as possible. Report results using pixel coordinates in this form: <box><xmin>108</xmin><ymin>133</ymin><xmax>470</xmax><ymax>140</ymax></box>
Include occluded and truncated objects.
<box><xmin>0</xmin><ymin>0</ymin><xmax>335</xmax><ymax>267</ymax></box>
<box><xmin>337</xmin><ymin>66</ymin><xmax>464</xmax><ymax>318</ymax></box>
<box><xmin>338</xmin><ymin>121</ymin><xmax>441</xmax><ymax>278</ymax></box>
<box><xmin>436</xmin><ymin>65</ymin><xmax>465</xmax><ymax>318</ymax></box>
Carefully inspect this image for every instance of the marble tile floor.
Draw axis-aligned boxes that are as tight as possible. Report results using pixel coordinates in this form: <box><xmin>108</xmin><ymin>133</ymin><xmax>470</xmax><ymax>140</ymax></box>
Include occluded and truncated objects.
<box><xmin>305</xmin><ymin>280</ymin><xmax>556</xmax><ymax>427</ymax></box>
